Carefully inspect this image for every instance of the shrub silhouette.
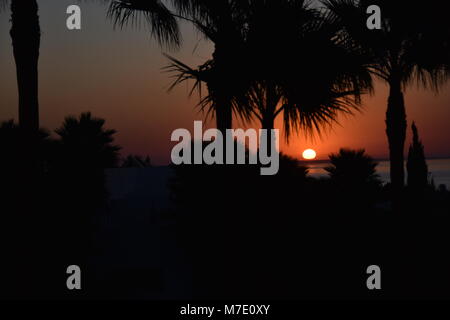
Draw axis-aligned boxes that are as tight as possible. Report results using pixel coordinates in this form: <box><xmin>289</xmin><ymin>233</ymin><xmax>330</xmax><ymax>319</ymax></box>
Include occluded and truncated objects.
<box><xmin>325</xmin><ymin>149</ymin><xmax>381</xmax><ymax>187</ymax></box>
<box><xmin>325</xmin><ymin>148</ymin><xmax>381</xmax><ymax>208</ymax></box>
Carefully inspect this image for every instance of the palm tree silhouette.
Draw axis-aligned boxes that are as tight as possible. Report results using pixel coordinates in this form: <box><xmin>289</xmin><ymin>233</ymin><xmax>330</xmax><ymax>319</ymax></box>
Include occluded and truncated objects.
<box><xmin>325</xmin><ymin>148</ymin><xmax>381</xmax><ymax>188</ymax></box>
<box><xmin>110</xmin><ymin>0</ymin><xmax>251</xmax><ymax>132</ymax></box>
<box><xmin>164</xmin><ymin>0</ymin><xmax>372</xmax><ymax>148</ymax></box>
<box><xmin>245</xmin><ymin>1</ymin><xmax>372</xmax><ymax>139</ymax></box>
<box><xmin>55</xmin><ymin>112</ymin><xmax>121</xmax><ymax>169</ymax></box>
<box><xmin>324</xmin><ymin>0</ymin><xmax>450</xmax><ymax>193</ymax></box>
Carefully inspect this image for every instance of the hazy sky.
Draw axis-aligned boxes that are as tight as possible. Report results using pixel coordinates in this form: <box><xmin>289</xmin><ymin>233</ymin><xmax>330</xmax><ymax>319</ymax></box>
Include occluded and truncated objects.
<box><xmin>1</xmin><ymin>0</ymin><xmax>449</xmax><ymax>164</ymax></box>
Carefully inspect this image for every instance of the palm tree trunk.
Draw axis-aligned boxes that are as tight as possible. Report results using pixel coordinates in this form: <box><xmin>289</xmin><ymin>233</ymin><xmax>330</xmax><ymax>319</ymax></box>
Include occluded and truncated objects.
<box><xmin>262</xmin><ymin>114</ymin><xmax>275</xmax><ymax>157</ymax></box>
<box><xmin>386</xmin><ymin>80</ymin><xmax>407</xmax><ymax>194</ymax></box>
<box><xmin>10</xmin><ymin>0</ymin><xmax>41</xmax><ymax>133</ymax></box>
<box><xmin>9</xmin><ymin>0</ymin><xmax>42</xmax><ymax>297</ymax></box>
<box><xmin>262</xmin><ymin>115</ymin><xmax>275</xmax><ymax>132</ymax></box>
<box><xmin>215</xmin><ymin>93</ymin><xmax>232</xmax><ymax>133</ymax></box>
<box><xmin>261</xmin><ymin>83</ymin><xmax>277</xmax><ymax>156</ymax></box>
<box><xmin>211</xmin><ymin>45</ymin><xmax>233</xmax><ymax>133</ymax></box>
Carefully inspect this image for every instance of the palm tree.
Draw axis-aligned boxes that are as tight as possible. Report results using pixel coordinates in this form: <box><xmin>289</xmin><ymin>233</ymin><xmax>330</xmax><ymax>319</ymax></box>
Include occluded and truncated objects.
<box><xmin>164</xmin><ymin>54</ymin><xmax>252</xmax><ymax>133</ymax></box>
<box><xmin>325</xmin><ymin>148</ymin><xmax>382</xmax><ymax>188</ymax></box>
<box><xmin>164</xmin><ymin>0</ymin><xmax>372</xmax><ymax>149</ymax></box>
<box><xmin>246</xmin><ymin>1</ymin><xmax>372</xmax><ymax>138</ymax></box>
<box><xmin>53</xmin><ymin>113</ymin><xmax>120</xmax><ymax>291</ymax></box>
<box><xmin>109</xmin><ymin>0</ymin><xmax>251</xmax><ymax>132</ymax></box>
<box><xmin>55</xmin><ymin>112</ymin><xmax>121</xmax><ymax>168</ymax></box>
<box><xmin>324</xmin><ymin>0</ymin><xmax>450</xmax><ymax>193</ymax></box>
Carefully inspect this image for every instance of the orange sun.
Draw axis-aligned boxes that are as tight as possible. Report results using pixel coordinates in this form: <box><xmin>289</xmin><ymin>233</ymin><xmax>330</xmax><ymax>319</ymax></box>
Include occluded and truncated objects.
<box><xmin>302</xmin><ymin>149</ymin><xmax>317</xmax><ymax>160</ymax></box>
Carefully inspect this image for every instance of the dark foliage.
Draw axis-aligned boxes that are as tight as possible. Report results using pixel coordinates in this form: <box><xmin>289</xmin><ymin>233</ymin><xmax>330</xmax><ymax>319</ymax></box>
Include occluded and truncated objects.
<box><xmin>0</xmin><ymin>113</ymin><xmax>121</xmax><ymax>299</ymax></box>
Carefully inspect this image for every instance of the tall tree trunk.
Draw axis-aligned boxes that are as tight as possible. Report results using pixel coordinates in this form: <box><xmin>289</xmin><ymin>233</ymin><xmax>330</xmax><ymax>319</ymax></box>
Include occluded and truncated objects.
<box><xmin>211</xmin><ymin>44</ymin><xmax>233</xmax><ymax>134</ymax></box>
<box><xmin>261</xmin><ymin>83</ymin><xmax>277</xmax><ymax>157</ymax></box>
<box><xmin>262</xmin><ymin>114</ymin><xmax>275</xmax><ymax>159</ymax></box>
<box><xmin>215</xmin><ymin>93</ymin><xmax>232</xmax><ymax>133</ymax></box>
<box><xmin>9</xmin><ymin>0</ymin><xmax>42</xmax><ymax>298</ymax></box>
<box><xmin>386</xmin><ymin>80</ymin><xmax>407</xmax><ymax>195</ymax></box>
<box><xmin>10</xmin><ymin>0</ymin><xmax>40</xmax><ymax>133</ymax></box>
<box><xmin>262</xmin><ymin>115</ymin><xmax>275</xmax><ymax>132</ymax></box>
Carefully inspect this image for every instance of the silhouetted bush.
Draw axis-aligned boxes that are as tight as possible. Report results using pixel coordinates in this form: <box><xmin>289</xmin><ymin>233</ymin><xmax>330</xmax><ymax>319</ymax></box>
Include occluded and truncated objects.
<box><xmin>325</xmin><ymin>148</ymin><xmax>382</xmax><ymax>208</ymax></box>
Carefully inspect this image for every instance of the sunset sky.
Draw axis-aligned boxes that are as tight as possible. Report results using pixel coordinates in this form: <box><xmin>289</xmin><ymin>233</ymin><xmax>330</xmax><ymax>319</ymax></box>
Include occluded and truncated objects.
<box><xmin>1</xmin><ymin>0</ymin><xmax>449</xmax><ymax>164</ymax></box>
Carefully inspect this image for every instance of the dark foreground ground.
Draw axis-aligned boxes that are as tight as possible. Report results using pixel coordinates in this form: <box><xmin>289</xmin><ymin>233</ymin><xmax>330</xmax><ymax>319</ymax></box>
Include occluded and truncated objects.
<box><xmin>1</xmin><ymin>165</ymin><xmax>450</xmax><ymax>300</ymax></box>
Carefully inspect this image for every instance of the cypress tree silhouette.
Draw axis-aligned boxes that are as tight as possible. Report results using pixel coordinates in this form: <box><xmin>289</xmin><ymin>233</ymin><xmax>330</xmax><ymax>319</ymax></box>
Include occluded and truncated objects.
<box><xmin>407</xmin><ymin>122</ymin><xmax>429</xmax><ymax>191</ymax></box>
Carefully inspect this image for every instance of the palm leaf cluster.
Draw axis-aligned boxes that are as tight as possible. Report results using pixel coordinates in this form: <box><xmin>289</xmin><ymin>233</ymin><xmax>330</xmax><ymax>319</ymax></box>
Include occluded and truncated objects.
<box><xmin>108</xmin><ymin>0</ymin><xmax>180</xmax><ymax>48</ymax></box>
<box><xmin>324</xmin><ymin>0</ymin><xmax>449</xmax><ymax>90</ymax></box>
<box><xmin>325</xmin><ymin>148</ymin><xmax>381</xmax><ymax>186</ymax></box>
<box><xmin>56</xmin><ymin>112</ymin><xmax>121</xmax><ymax>168</ymax></box>
<box><xmin>324</xmin><ymin>0</ymin><xmax>450</xmax><ymax>190</ymax></box>
<box><xmin>122</xmin><ymin>0</ymin><xmax>373</xmax><ymax>139</ymax></box>
<box><xmin>242</xmin><ymin>2</ymin><xmax>373</xmax><ymax>139</ymax></box>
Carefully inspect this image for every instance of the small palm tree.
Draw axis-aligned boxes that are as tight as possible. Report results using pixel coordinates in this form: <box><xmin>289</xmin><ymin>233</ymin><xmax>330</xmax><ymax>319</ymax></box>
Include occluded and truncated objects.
<box><xmin>52</xmin><ymin>112</ymin><xmax>120</xmax><ymax>217</ymax></box>
<box><xmin>55</xmin><ymin>112</ymin><xmax>121</xmax><ymax>168</ymax></box>
<box><xmin>324</xmin><ymin>0</ymin><xmax>450</xmax><ymax>192</ymax></box>
<box><xmin>325</xmin><ymin>148</ymin><xmax>381</xmax><ymax>188</ymax></box>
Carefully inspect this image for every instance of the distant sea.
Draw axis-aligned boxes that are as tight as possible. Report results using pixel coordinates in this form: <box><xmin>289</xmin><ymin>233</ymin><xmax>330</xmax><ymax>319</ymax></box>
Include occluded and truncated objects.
<box><xmin>305</xmin><ymin>158</ymin><xmax>450</xmax><ymax>189</ymax></box>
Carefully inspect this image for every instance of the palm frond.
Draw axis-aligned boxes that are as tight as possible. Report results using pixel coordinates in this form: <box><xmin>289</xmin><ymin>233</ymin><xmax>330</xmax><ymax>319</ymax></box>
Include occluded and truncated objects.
<box><xmin>163</xmin><ymin>54</ymin><xmax>254</xmax><ymax>123</ymax></box>
<box><xmin>108</xmin><ymin>0</ymin><xmax>181</xmax><ymax>48</ymax></box>
<box><xmin>323</xmin><ymin>0</ymin><xmax>450</xmax><ymax>92</ymax></box>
